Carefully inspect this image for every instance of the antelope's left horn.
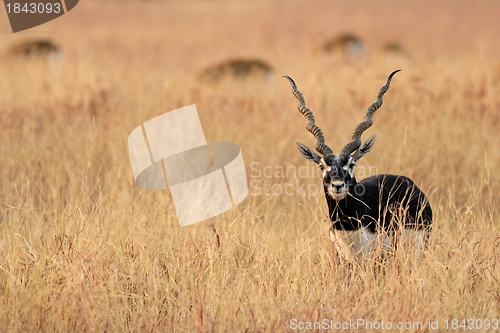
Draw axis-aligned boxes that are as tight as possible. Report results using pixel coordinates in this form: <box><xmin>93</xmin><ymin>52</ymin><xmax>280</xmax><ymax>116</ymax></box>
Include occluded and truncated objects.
<box><xmin>339</xmin><ymin>70</ymin><xmax>400</xmax><ymax>157</ymax></box>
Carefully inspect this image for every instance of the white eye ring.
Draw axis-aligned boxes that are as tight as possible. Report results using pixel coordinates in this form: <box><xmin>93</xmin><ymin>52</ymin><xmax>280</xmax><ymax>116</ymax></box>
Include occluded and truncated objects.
<box><xmin>343</xmin><ymin>163</ymin><xmax>355</xmax><ymax>171</ymax></box>
<box><xmin>319</xmin><ymin>165</ymin><xmax>325</xmax><ymax>171</ymax></box>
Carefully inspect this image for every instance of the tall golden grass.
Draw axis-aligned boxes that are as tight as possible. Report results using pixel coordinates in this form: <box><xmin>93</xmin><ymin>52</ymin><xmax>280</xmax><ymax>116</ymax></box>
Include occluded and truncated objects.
<box><xmin>1</xmin><ymin>0</ymin><xmax>500</xmax><ymax>331</ymax></box>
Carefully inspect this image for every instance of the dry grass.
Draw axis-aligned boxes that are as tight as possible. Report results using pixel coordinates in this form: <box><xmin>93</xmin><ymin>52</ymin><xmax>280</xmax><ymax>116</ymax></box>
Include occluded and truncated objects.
<box><xmin>1</xmin><ymin>0</ymin><xmax>500</xmax><ymax>332</ymax></box>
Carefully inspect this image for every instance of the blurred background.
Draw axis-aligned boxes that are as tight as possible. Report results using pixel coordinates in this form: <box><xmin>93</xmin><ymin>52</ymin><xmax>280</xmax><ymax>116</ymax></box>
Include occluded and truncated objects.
<box><xmin>1</xmin><ymin>1</ymin><xmax>500</xmax><ymax>331</ymax></box>
<box><xmin>2</xmin><ymin>0</ymin><xmax>500</xmax><ymax>208</ymax></box>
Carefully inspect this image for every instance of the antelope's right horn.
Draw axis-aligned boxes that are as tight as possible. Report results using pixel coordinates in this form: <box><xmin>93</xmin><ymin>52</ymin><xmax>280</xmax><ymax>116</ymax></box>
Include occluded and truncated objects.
<box><xmin>284</xmin><ymin>75</ymin><xmax>334</xmax><ymax>157</ymax></box>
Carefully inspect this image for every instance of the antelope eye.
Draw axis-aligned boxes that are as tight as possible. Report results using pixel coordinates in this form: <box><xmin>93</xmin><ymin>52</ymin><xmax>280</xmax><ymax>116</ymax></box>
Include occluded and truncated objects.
<box><xmin>319</xmin><ymin>165</ymin><xmax>325</xmax><ymax>171</ymax></box>
<box><xmin>343</xmin><ymin>163</ymin><xmax>355</xmax><ymax>170</ymax></box>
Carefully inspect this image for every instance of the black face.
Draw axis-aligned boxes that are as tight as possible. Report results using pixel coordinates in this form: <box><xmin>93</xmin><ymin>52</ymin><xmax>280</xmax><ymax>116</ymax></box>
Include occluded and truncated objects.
<box><xmin>296</xmin><ymin>139</ymin><xmax>376</xmax><ymax>200</ymax></box>
<box><xmin>319</xmin><ymin>155</ymin><xmax>356</xmax><ymax>200</ymax></box>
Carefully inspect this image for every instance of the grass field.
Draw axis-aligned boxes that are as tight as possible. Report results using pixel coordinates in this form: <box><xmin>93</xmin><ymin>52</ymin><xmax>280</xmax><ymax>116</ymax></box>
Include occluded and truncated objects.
<box><xmin>1</xmin><ymin>0</ymin><xmax>500</xmax><ymax>332</ymax></box>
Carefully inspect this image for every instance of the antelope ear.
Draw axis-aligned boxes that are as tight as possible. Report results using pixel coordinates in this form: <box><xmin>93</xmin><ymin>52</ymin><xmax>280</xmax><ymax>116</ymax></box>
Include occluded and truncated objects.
<box><xmin>297</xmin><ymin>142</ymin><xmax>321</xmax><ymax>164</ymax></box>
<box><xmin>352</xmin><ymin>135</ymin><xmax>376</xmax><ymax>162</ymax></box>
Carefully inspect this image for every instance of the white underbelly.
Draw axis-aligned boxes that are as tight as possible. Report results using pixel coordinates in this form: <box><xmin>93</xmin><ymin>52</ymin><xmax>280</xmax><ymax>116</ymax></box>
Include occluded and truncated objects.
<box><xmin>329</xmin><ymin>228</ymin><xmax>425</xmax><ymax>261</ymax></box>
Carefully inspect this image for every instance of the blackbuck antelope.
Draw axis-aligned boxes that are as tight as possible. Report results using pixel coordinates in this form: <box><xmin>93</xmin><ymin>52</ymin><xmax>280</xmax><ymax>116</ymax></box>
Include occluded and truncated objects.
<box><xmin>284</xmin><ymin>70</ymin><xmax>432</xmax><ymax>261</ymax></box>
